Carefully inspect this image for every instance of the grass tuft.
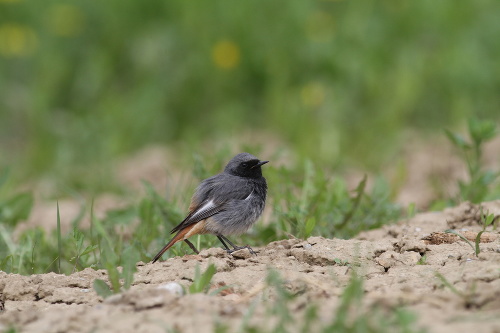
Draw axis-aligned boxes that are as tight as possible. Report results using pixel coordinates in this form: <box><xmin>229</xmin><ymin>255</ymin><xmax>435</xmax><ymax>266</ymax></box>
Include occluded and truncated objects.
<box><xmin>189</xmin><ymin>263</ymin><xmax>217</xmax><ymax>294</ymax></box>
<box><xmin>445</xmin><ymin>118</ymin><xmax>499</xmax><ymax>204</ymax></box>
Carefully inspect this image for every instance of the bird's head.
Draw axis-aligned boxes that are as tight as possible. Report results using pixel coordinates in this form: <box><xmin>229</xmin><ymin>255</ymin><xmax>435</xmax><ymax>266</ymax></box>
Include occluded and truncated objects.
<box><xmin>224</xmin><ymin>152</ymin><xmax>269</xmax><ymax>178</ymax></box>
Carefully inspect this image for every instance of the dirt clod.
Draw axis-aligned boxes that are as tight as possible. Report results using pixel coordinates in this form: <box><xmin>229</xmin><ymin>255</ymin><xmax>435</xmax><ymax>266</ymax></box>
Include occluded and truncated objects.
<box><xmin>423</xmin><ymin>231</ymin><xmax>498</xmax><ymax>245</ymax></box>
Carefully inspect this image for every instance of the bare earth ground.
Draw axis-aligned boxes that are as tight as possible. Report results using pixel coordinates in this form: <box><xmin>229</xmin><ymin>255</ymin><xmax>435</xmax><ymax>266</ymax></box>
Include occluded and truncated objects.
<box><xmin>2</xmin><ymin>139</ymin><xmax>500</xmax><ymax>333</ymax></box>
<box><xmin>1</xmin><ymin>201</ymin><xmax>500</xmax><ymax>333</ymax></box>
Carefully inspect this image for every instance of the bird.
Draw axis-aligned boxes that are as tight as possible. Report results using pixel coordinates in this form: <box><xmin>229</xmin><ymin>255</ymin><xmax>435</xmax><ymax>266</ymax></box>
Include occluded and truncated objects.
<box><xmin>151</xmin><ymin>152</ymin><xmax>268</xmax><ymax>263</ymax></box>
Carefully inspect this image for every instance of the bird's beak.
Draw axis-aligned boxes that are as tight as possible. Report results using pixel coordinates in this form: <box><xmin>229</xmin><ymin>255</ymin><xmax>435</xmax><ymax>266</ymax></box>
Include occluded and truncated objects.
<box><xmin>252</xmin><ymin>160</ymin><xmax>269</xmax><ymax>168</ymax></box>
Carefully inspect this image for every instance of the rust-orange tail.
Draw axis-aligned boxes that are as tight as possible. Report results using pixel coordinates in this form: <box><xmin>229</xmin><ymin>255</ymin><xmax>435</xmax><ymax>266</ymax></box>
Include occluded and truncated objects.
<box><xmin>151</xmin><ymin>225</ymin><xmax>195</xmax><ymax>263</ymax></box>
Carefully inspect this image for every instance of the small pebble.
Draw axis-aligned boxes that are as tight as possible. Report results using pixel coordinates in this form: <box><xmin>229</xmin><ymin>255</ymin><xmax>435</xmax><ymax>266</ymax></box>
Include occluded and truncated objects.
<box><xmin>104</xmin><ymin>294</ymin><xmax>123</xmax><ymax>304</ymax></box>
<box><xmin>231</xmin><ymin>249</ymin><xmax>252</xmax><ymax>259</ymax></box>
<box><xmin>157</xmin><ymin>282</ymin><xmax>184</xmax><ymax>296</ymax></box>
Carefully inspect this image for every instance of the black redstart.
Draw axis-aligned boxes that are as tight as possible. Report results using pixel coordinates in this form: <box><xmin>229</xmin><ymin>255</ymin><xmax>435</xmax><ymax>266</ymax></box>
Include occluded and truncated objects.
<box><xmin>152</xmin><ymin>152</ymin><xmax>268</xmax><ymax>263</ymax></box>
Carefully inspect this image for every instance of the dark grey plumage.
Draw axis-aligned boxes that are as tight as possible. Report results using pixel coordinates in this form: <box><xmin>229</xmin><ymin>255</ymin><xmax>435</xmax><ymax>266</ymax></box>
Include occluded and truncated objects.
<box><xmin>152</xmin><ymin>152</ymin><xmax>268</xmax><ymax>262</ymax></box>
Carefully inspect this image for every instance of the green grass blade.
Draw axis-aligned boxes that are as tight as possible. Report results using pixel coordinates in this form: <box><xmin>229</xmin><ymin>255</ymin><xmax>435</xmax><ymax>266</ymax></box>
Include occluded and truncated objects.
<box><xmin>1</xmin><ymin>192</ymin><xmax>34</xmax><ymax>227</ymax></box>
<box><xmin>444</xmin><ymin>129</ymin><xmax>471</xmax><ymax>150</ymax></box>
<box><xmin>0</xmin><ymin>224</ymin><xmax>16</xmax><ymax>255</ymax></box>
<box><xmin>303</xmin><ymin>217</ymin><xmax>316</xmax><ymax>238</ymax></box>
<box><xmin>189</xmin><ymin>264</ymin><xmax>216</xmax><ymax>294</ymax></box>
<box><xmin>475</xmin><ymin>230</ymin><xmax>484</xmax><ymax>257</ymax></box>
<box><xmin>238</xmin><ymin>297</ymin><xmax>260</xmax><ymax>333</ymax></box>
<box><xmin>338</xmin><ymin>175</ymin><xmax>367</xmax><ymax>229</ymax></box>
<box><xmin>444</xmin><ymin>229</ymin><xmax>475</xmax><ymax>253</ymax></box>
<box><xmin>80</xmin><ymin>245</ymin><xmax>98</xmax><ymax>257</ymax></box>
<box><xmin>122</xmin><ymin>246</ymin><xmax>139</xmax><ymax>290</ymax></box>
<box><xmin>105</xmin><ymin>262</ymin><xmax>121</xmax><ymax>293</ymax></box>
<box><xmin>483</xmin><ymin>212</ymin><xmax>495</xmax><ymax>227</ymax></box>
<box><xmin>56</xmin><ymin>202</ymin><xmax>62</xmax><ymax>274</ymax></box>
<box><xmin>198</xmin><ymin>263</ymin><xmax>217</xmax><ymax>292</ymax></box>
<box><xmin>435</xmin><ymin>272</ymin><xmax>464</xmax><ymax>297</ymax></box>
<box><xmin>93</xmin><ymin>279</ymin><xmax>113</xmax><ymax>298</ymax></box>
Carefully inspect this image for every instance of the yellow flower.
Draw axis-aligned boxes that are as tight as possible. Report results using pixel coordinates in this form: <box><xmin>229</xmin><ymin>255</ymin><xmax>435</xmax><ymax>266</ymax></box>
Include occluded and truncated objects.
<box><xmin>47</xmin><ymin>4</ymin><xmax>84</xmax><ymax>37</ymax></box>
<box><xmin>212</xmin><ymin>40</ymin><xmax>241</xmax><ymax>70</ymax></box>
<box><xmin>0</xmin><ymin>23</ymin><xmax>37</xmax><ymax>57</ymax></box>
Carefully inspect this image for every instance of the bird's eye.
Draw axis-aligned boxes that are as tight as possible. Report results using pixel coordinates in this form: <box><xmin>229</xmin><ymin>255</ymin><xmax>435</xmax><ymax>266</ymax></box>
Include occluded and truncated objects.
<box><xmin>242</xmin><ymin>162</ymin><xmax>248</xmax><ymax>168</ymax></box>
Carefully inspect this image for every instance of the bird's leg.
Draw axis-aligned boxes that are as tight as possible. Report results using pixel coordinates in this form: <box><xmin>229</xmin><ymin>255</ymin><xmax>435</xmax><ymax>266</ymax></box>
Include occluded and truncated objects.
<box><xmin>216</xmin><ymin>235</ymin><xmax>232</xmax><ymax>251</ymax></box>
<box><xmin>184</xmin><ymin>239</ymin><xmax>200</xmax><ymax>254</ymax></box>
<box><xmin>218</xmin><ymin>235</ymin><xmax>256</xmax><ymax>255</ymax></box>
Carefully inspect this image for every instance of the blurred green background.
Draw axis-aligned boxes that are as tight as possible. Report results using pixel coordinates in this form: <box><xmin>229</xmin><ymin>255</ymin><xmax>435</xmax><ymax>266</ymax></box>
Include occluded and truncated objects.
<box><xmin>1</xmin><ymin>0</ymin><xmax>500</xmax><ymax>192</ymax></box>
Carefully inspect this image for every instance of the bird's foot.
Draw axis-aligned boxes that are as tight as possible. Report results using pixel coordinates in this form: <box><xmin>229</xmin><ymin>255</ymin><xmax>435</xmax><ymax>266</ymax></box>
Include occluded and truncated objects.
<box><xmin>226</xmin><ymin>245</ymin><xmax>256</xmax><ymax>256</ymax></box>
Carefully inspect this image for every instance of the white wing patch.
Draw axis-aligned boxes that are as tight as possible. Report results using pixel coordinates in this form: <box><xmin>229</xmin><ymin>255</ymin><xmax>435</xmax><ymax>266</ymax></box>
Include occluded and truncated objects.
<box><xmin>190</xmin><ymin>200</ymin><xmax>216</xmax><ymax>219</ymax></box>
<box><xmin>244</xmin><ymin>190</ymin><xmax>254</xmax><ymax>201</ymax></box>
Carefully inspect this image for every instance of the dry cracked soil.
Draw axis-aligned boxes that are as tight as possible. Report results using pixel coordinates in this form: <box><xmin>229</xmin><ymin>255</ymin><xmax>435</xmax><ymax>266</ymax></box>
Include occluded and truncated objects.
<box><xmin>1</xmin><ymin>201</ymin><xmax>500</xmax><ymax>333</ymax></box>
